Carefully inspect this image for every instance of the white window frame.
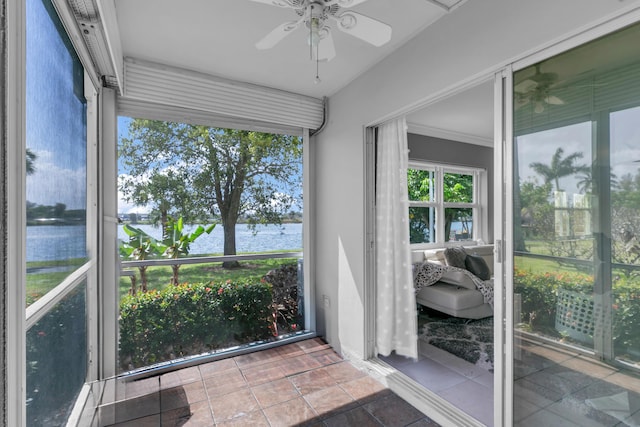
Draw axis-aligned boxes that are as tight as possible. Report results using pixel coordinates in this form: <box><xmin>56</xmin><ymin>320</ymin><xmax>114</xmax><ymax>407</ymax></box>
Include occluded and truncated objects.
<box><xmin>408</xmin><ymin>161</ymin><xmax>487</xmax><ymax>249</ymax></box>
<box><xmin>7</xmin><ymin>0</ymin><xmax>101</xmax><ymax>424</ymax></box>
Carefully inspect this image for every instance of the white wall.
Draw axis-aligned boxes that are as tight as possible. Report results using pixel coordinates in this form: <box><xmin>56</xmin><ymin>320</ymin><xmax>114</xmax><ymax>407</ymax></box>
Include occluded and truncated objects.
<box><xmin>314</xmin><ymin>0</ymin><xmax>640</xmax><ymax>359</ymax></box>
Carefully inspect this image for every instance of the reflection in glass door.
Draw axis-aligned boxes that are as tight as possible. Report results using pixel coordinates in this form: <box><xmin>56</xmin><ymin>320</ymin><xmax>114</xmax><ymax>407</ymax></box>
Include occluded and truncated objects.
<box><xmin>512</xmin><ymin>22</ymin><xmax>640</xmax><ymax>426</ymax></box>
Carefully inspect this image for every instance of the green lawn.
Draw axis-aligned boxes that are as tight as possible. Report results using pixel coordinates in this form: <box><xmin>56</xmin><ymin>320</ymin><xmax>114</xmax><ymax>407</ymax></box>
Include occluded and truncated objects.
<box><xmin>25</xmin><ymin>256</ymin><xmax>298</xmax><ymax>306</ymax></box>
<box><xmin>514</xmin><ymin>255</ymin><xmax>584</xmax><ymax>275</ymax></box>
<box><xmin>119</xmin><ymin>257</ymin><xmax>298</xmax><ymax>299</ymax></box>
<box><xmin>26</xmin><ymin>258</ymin><xmax>88</xmax><ymax>306</ymax></box>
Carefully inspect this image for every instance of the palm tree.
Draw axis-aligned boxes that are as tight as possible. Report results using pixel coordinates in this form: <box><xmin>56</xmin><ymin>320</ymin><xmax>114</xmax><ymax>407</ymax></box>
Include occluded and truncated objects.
<box><xmin>577</xmin><ymin>168</ymin><xmax>618</xmax><ymax>194</ymax></box>
<box><xmin>159</xmin><ymin>217</ymin><xmax>215</xmax><ymax>285</ymax></box>
<box><xmin>26</xmin><ymin>148</ymin><xmax>37</xmax><ymax>175</ymax></box>
<box><xmin>529</xmin><ymin>148</ymin><xmax>588</xmax><ymax>192</ymax></box>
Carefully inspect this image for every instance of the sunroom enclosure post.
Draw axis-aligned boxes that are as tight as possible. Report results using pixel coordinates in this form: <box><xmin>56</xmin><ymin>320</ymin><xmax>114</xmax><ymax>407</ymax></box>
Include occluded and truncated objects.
<box><xmin>592</xmin><ymin>111</ymin><xmax>614</xmax><ymax>361</ymax></box>
<box><xmin>100</xmin><ymin>87</ymin><xmax>119</xmax><ymax>380</ymax></box>
<box><xmin>494</xmin><ymin>66</ymin><xmax>513</xmax><ymax>427</ymax></box>
<box><xmin>5</xmin><ymin>0</ymin><xmax>27</xmax><ymax>424</ymax></box>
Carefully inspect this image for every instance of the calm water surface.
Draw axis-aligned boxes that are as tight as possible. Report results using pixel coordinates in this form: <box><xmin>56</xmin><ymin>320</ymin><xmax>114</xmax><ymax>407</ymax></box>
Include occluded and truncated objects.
<box><xmin>27</xmin><ymin>223</ymin><xmax>302</xmax><ymax>262</ymax></box>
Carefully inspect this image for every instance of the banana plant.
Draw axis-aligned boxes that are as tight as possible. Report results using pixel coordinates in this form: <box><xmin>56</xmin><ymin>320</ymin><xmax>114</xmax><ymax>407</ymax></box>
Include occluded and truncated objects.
<box><xmin>119</xmin><ymin>224</ymin><xmax>162</xmax><ymax>293</ymax></box>
<box><xmin>159</xmin><ymin>217</ymin><xmax>215</xmax><ymax>285</ymax></box>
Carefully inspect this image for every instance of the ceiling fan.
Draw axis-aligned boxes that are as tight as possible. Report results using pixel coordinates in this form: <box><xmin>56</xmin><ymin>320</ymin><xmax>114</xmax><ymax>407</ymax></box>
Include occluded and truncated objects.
<box><xmin>250</xmin><ymin>0</ymin><xmax>392</xmax><ymax>66</ymax></box>
<box><xmin>514</xmin><ymin>64</ymin><xmax>565</xmax><ymax>113</ymax></box>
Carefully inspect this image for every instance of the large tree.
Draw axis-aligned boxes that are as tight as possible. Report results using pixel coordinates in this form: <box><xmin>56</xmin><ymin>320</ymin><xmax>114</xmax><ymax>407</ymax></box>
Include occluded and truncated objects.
<box><xmin>119</xmin><ymin>120</ymin><xmax>302</xmax><ymax>267</ymax></box>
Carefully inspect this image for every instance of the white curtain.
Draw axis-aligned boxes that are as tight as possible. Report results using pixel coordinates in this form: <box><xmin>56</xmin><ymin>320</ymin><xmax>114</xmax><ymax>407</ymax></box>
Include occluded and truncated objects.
<box><xmin>375</xmin><ymin>117</ymin><xmax>418</xmax><ymax>359</ymax></box>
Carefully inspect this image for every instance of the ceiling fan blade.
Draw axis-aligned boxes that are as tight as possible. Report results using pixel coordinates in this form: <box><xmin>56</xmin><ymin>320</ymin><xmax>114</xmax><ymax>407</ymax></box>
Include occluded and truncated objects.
<box><xmin>313</xmin><ymin>29</ymin><xmax>336</xmax><ymax>61</ymax></box>
<box><xmin>514</xmin><ymin>79</ymin><xmax>537</xmax><ymax>93</ymax></box>
<box><xmin>256</xmin><ymin>19</ymin><xmax>303</xmax><ymax>50</ymax></box>
<box><xmin>324</xmin><ymin>0</ymin><xmax>370</xmax><ymax>7</ymax></box>
<box><xmin>334</xmin><ymin>11</ymin><xmax>392</xmax><ymax>47</ymax></box>
<box><xmin>514</xmin><ymin>96</ymin><xmax>530</xmax><ymax>110</ymax></box>
<box><xmin>248</xmin><ymin>0</ymin><xmax>296</xmax><ymax>8</ymax></box>
<box><xmin>545</xmin><ymin>95</ymin><xmax>565</xmax><ymax>105</ymax></box>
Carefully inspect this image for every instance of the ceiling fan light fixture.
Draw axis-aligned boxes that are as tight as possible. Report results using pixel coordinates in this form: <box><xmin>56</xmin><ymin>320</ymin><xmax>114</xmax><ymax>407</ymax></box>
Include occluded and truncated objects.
<box><xmin>308</xmin><ymin>17</ymin><xmax>321</xmax><ymax>47</ymax></box>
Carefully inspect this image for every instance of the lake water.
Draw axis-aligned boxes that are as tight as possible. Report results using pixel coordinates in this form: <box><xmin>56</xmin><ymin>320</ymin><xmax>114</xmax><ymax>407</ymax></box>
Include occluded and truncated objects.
<box><xmin>26</xmin><ymin>223</ymin><xmax>303</xmax><ymax>262</ymax></box>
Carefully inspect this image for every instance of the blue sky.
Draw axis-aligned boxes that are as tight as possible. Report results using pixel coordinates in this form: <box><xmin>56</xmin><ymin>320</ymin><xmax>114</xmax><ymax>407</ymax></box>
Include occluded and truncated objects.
<box><xmin>26</xmin><ymin>0</ymin><xmax>87</xmax><ymax>210</ymax></box>
<box><xmin>517</xmin><ymin>105</ymin><xmax>640</xmax><ymax>196</ymax></box>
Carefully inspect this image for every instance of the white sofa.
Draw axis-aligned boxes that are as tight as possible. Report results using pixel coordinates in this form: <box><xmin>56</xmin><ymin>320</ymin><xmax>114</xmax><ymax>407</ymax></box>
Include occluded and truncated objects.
<box><xmin>412</xmin><ymin>245</ymin><xmax>494</xmax><ymax>319</ymax></box>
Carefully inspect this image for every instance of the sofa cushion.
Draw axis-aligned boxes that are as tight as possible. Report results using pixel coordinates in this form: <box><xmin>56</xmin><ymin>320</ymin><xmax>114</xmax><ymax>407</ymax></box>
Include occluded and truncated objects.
<box><xmin>423</xmin><ymin>249</ymin><xmax>445</xmax><ymax>264</ymax></box>
<box><xmin>439</xmin><ymin>269</ymin><xmax>476</xmax><ymax>290</ymax></box>
<box><xmin>444</xmin><ymin>247</ymin><xmax>467</xmax><ymax>269</ymax></box>
<box><xmin>416</xmin><ymin>283</ymin><xmax>486</xmax><ymax>310</ymax></box>
<box><xmin>465</xmin><ymin>254</ymin><xmax>491</xmax><ymax>280</ymax></box>
<box><xmin>411</xmin><ymin>250</ymin><xmax>425</xmax><ymax>264</ymax></box>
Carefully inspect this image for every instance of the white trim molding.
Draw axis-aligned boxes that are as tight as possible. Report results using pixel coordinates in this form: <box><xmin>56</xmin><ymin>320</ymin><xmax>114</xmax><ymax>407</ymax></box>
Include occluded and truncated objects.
<box><xmin>407</xmin><ymin>122</ymin><xmax>493</xmax><ymax>147</ymax></box>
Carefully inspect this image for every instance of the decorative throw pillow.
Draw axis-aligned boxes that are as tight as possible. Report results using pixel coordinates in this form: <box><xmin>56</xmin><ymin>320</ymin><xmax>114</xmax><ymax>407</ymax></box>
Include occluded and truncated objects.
<box><xmin>465</xmin><ymin>254</ymin><xmax>491</xmax><ymax>280</ymax></box>
<box><xmin>443</xmin><ymin>247</ymin><xmax>467</xmax><ymax>269</ymax></box>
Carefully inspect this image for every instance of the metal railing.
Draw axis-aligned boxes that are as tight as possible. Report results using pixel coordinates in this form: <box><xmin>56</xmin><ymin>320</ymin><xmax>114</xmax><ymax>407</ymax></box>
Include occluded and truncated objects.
<box><xmin>120</xmin><ymin>251</ymin><xmax>303</xmax><ymax>270</ymax></box>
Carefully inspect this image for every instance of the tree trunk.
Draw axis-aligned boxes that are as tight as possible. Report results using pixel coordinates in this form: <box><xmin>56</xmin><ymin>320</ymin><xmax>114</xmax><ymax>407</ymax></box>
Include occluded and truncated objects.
<box><xmin>171</xmin><ymin>264</ymin><xmax>180</xmax><ymax>285</ymax></box>
<box><xmin>161</xmin><ymin>208</ymin><xmax>169</xmax><ymax>238</ymax></box>
<box><xmin>222</xmin><ymin>220</ymin><xmax>240</xmax><ymax>269</ymax></box>
<box><xmin>139</xmin><ymin>266</ymin><xmax>148</xmax><ymax>292</ymax></box>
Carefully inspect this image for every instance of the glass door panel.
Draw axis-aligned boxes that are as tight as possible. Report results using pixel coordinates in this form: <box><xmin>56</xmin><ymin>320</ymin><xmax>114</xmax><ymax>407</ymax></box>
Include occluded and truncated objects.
<box><xmin>611</xmin><ymin>105</ymin><xmax>640</xmax><ymax>366</ymax></box>
<box><xmin>511</xmin><ymin>21</ymin><xmax>640</xmax><ymax>426</ymax></box>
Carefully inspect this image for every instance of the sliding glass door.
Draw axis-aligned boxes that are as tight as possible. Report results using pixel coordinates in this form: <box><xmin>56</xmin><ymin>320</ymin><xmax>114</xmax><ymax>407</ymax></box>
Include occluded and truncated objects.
<box><xmin>510</xmin><ymin>21</ymin><xmax>640</xmax><ymax>426</ymax></box>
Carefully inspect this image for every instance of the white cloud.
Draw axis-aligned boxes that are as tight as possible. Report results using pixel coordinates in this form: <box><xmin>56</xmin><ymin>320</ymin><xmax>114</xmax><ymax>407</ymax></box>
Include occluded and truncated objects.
<box><xmin>26</xmin><ymin>149</ymin><xmax>86</xmax><ymax>209</ymax></box>
<box><xmin>117</xmin><ymin>173</ymin><xmax>151</xmax><ymax>214</ymax></box>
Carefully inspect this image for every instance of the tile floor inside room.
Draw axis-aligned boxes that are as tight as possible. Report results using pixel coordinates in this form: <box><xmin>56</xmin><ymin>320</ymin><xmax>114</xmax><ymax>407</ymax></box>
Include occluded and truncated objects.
<box><xmin>382</xmin><ymin>330</ymin><xmax>640</xmax><ymax>427</ymax></box>
<box><xmin>380</xmin><ymin>339</ymin><xmax>494</xmax><ymax>427</ymax></box>
<box><xmin>98</xmin><ymin>337</ymin><xmax>442</xmax><ymax>426</ymax></box>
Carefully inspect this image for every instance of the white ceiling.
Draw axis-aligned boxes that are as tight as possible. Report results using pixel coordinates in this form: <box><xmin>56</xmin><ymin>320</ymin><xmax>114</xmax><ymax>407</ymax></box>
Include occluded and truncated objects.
<box><xmin>114</xmin><ymin>0</ymin><xmax>458</xmax><ymax>99</ymax></box>
<box><xmin>112</xmin><ymin>0</ymin><xmax>495</xmax><ymax>144</ymax></box>
<box><xmin>407</xmin><ymin>80</ymin><xmax>495</xmax><ymax>146</ymax></box>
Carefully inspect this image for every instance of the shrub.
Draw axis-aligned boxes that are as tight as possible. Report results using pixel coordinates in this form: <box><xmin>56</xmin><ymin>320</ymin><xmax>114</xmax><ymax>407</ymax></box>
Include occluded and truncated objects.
<box><xmin>514</xmin><ymin>268</ymin><xmax>640</xmax><ymax>357</ymax></box>
<box><xmin>26</xmin><ymin>285</ymin><xmax>86</xmax><ymax>425</ymax></box>
<box><xmin>514</xmin><ymin>268</ymin><xmax>593</xmax><ymax>330</ymax></box>
<box><xmin>263</xmin><ymin>263</ymin><xmax>301</xmax><ymax>333</ymax></box>
<box><xmin>611</xmin><ymin>276</ymin><xmax>640</xmax><ymax>354</ymax></box>
<box><xmin>119</xmin><ymin>280</ymin><xmax>274</xmax><ymax>370</ymax></box>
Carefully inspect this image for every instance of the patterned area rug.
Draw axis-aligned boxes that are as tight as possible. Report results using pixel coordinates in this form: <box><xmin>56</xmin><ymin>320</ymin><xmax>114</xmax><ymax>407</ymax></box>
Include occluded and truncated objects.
<box><xmin>418</xmin><ymin>309</ymin><xmax>494</xmax><ymax>372</ymax></box>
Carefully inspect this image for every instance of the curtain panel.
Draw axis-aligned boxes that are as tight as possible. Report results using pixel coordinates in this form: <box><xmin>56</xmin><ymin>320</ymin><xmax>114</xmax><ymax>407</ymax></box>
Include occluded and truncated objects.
<box><xmin>375</xmin><ymin>118</ymin><xmax>418</xmax><ymax>359</ymax></box>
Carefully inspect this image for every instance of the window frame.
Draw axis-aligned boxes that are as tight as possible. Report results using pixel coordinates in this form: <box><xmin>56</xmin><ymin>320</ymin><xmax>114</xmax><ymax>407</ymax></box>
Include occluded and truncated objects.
<box><xmin>408</xmin><ymin>161</ymin><xmax>487</xmax><ymax>248</ymax></box>
<box><xmin>8</xmin><ymin>0</ymin><xmax>101</xmax><ymax>423</ymax></box>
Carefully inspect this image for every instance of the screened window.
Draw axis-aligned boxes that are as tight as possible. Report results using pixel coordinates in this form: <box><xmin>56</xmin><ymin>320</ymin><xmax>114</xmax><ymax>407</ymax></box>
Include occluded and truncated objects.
<box><xmin>26</xmin><ymin>0</ymin><xmax>88</xmax><ymax>307</ymax></box>
<box><xmin>408</xmin><ymin>163</ymin><xmax>483</xmax><ymax>246</ymax></box>
<box><xmin>116</xmin><ymin>117</ymin><xmax>307</xmax><ymax>372</ymax></box>
<box><xmin>25</xmin><ymin>0</ymin><xmax>91</xmax><ymax>424</ymax></box>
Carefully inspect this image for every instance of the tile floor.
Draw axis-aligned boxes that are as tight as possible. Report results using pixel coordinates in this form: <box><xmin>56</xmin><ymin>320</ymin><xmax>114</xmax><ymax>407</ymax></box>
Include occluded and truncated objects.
<box><xmin>382</xmin><ymin>331</ymin><xmax>640</xmax><ymax>427</ymax></box>
<box><xmin>98</xmin><ymin>337</ymin><xmax>442</xmax><ymax>426</ymax></box>
<box><xmin>512</xmin><ymin>334</ymin><xmax>640</xmax><ymax>427</ymax></box>
<box><xmin>380</xmin><ymin>339</ymin><xmax>494</xmax><ymax>426</ymax></box>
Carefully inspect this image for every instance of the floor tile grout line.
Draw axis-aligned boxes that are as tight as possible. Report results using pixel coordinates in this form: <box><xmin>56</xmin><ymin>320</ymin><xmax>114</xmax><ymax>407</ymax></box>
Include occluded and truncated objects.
<box><xmin>196</xmin><ymin>361</ymin><xmax>218</xmax><ymax>425</ymax></box>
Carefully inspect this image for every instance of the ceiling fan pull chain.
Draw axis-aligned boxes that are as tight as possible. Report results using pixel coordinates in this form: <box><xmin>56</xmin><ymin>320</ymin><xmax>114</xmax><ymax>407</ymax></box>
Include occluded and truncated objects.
<box><xmin>315</xmin><ymin>42</ymin><xmax>321</xmax><ymax>84</ymax></box>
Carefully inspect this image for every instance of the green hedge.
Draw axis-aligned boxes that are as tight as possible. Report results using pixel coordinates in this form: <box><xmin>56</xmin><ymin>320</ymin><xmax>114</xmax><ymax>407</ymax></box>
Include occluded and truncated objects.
<box><xmin>514</xmin><ymin>268</ymin><xmax>640</xmax><ymax>356</ymax></box>
<box><xmin>119</xmin><ymin>280</ymin><xmax>275</xmax><ymax>369</ymax></box>
<box><xmin>514</xmin><ymin>269</ymin><xmax>593</xmax><ymax>330</ymax></box>
<box><xmin>611</xmin><ymin>276</ymin><xmax>640</xmax><ymax>353</ymax></box>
